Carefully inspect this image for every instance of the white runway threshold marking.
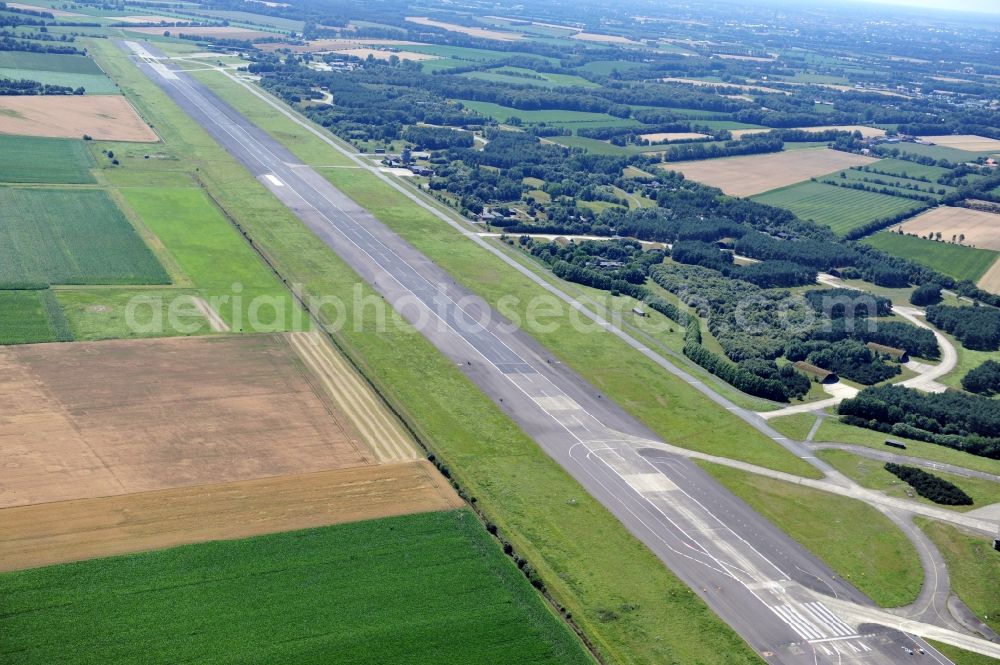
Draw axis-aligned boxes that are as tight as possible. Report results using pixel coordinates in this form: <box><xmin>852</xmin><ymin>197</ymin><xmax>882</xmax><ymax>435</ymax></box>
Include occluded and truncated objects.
<box><xmin>264</xmin><ymin>173</ymin><xmax>285</xmax><ymax>187</ymax></box>
<box><xmin>771</xmin><ymin>601</ymin><xmax>860</xmax><ymax>642</ymax></box>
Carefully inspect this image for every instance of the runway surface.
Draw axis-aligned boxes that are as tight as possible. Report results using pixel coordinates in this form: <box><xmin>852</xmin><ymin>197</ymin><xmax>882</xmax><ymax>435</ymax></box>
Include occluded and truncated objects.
<box><xmin>122</xmin><ymin>40</ymin><xmax>951</xmax><ymax>664</ymax></box>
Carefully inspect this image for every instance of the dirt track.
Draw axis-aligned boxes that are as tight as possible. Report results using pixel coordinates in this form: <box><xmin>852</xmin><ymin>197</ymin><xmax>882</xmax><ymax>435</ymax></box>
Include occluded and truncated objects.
<box><xmin>0</xmin><ymin>462</ymin><xmax>462</xmax><ymax>571</ymax></box>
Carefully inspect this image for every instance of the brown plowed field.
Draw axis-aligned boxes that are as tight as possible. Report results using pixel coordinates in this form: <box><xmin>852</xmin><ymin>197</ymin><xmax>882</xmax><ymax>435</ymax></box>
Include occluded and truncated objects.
<box><xmin>0</xmin><ymin>462</ymin><xmax>462</xmax><ymax>571</ymax></box>
<box><xmin>0</xmin><ymin>95</ymin><xmax>158</xmax><ymax>142</ymax></box>
<box><xmin>0</xmin><ymin>335</ymin><xmax>373</xmax><ymax>508</ymax></box>
<box><xmin>977</xmin><ymin>257</ymin><xmax>1000</xmax><ymax>295</ymax></box>
<box><xmin>898</xmin><ymin>206</ymin><xmax>1000</xmax><ymax>251</ymax></box>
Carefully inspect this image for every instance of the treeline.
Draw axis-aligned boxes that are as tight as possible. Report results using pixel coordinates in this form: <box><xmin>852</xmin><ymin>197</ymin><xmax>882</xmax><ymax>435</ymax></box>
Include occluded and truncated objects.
<box><xmin>663</xmin><ymin>136</ymin><xmax>783</xmax><ymax>162</ymax></box>
<box><xmin>884</xmin><ymin>463</ymin><xmax>973</xmax><ymax>505</ymax></box>
<box><xmin>838</xmin><ymin>385</ymin><xmax>1000</xmax><ymax>459</ymax></box>
<box><xmin>0</xmin><ymin>77</ymin><xmax>80</xmax><ymax>95</ymax></box>
<box><xmin>683</xmin><ymin>342</ymin><xmax>807</xmax><ymax>402</ymax></box>
<box><xmin>925</xmin><ymin>305</ymin><xmax>1000</xmax><ymax>351</ymax></box>
<box><xmin>0</xmin><ymin>36</ymin><xmax>83</xmax><ymax>54</ymax></box>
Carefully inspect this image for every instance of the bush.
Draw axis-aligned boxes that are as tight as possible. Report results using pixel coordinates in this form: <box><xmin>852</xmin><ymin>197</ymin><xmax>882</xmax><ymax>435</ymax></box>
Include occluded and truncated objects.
<box><xmin>910</xmin><ymin>282</ymin><xmax>942</xmax><ymax>306</ymax></box>
<box><xmin>884</xmin><ymin>463</ymin><xmax>973</xmax><ymax>505</ymax></box>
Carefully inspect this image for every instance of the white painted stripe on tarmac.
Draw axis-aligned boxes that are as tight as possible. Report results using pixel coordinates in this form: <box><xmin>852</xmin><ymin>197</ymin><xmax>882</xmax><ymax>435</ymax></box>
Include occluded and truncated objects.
<box><xmin>264</xmin><ymin>174</ymin><xmax>284</xmax><ymax>187</ymax></box>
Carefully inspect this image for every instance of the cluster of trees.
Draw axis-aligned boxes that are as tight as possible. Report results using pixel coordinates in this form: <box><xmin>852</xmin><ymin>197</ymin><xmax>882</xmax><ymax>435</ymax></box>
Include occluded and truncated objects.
<box><xmin>401</xmin><ymin>125</ymin><xmax>474</xmax><ymax>150</ymax></box>
<box><xmin>962</xmin><ymin>360</ymin><xmax>1000</xmax><ymax>396</ymax></box>
<box><xmin>820</xmin><ymin>177</ymin><xmax>939</xmax><ymax>203</ymax></box>
<box><xmin>671</xmin><ymin>240</ymin><xmax>817</xmax><ymax>288</ymax></box>
<box><xmin>0</xmin><ymin>77</ymin><xmax>80</xmax><ymax>95</ymax></box>
<box><xmin>884</xmin><ymin>463</ymin><xmax>973</xmax><ymax>505</ymax></box>
<box><xmin>795</xmin><ymin>338</ymin><xmax>900</xmax><ymax>384</ymax></box>
<box><xmin>910</xmin><ymin>282</ymin><xmax>942</xmax><ymax>306</ymax></box>
<box><xmin>838</xmin><ymin>385</ymin><xmax>1000</xmax><ymax>459</ymax></box>
<box><xmin>925</xmin><ymin>305</ymin><xmax>1000</xmax><ymax>351</ymax></box>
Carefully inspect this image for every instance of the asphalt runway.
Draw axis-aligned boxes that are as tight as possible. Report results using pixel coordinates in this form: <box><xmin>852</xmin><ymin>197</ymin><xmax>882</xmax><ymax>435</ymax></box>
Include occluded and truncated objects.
<box><xmin>122</xmin><ymin>40</ymin><xmax>950</xmax><ymax>664</ymax></box>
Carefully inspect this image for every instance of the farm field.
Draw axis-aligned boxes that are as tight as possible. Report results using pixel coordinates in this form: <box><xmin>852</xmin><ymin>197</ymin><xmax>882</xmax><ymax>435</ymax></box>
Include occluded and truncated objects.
<box><xmin>187</xmin><ymin>8</ymin><xmax>304</xmax><ymax>31</ymax></box>
<box><xmin>0</xmin><ymin>334</ymin><xmax>401</xmax><ymax>508</ymax></box>
<box><xmin>405</xmin><ymin>15</ymin><xmax>523</xmax><ymax>40</ymax></box>
<box><xmin>127</xmin><ymin>25</ymin><xmax>273</xmax><ymax>40</ymax></box>
<box><xmin>896</xmin><ymin>206</ymin><xmax>1000</xmax><ymax>251</ymax></box>
<box><xmin>728</xmin><ymin>124</ymin><xmax>885</xmax><ymax>140</ymax></box>
<box><xmin>0</xmin><ymin>462</ymin><xmax>459</xmax><ymax>570</ymax></box>
<box><xmin>0</xmin><ymin>135</ymin><xmax>94</xmax><ymax>183</ymax></box>
<box><xmin>862</xmin><ymin>231</ymin><xmax>999</xmax><ymax>283</ymax></box>
<box><xmin>862</xmin><ymin>157</ymin><xmax>952</xmax><ymax>181</ymax></box>
<box><xmin>0</xmin><ymin>510</ymin><xmax>591</xmax><ymax>665</ymax></box>
<box><xmin>977</xmin><ymin>258</ymin><xmax>1000</xmax><ymax>295</ymax></box>
<box><xmin>118</xmin><ymin>186</ymin><xmax>300</xmax><ymax>330</ymax></box>
<box><xmin>0</xmin><ymin>290</ymin><xmax>64</xmax><ymax>345</ymax></box>
<box><xmin>0</xmin><ymin>50</ymin><xmax>117</xmax><ymax>93</ymax></box>
<box><xmin>920</xmin><ymin>134</ymin><xmax>1000</xmax><ymax>153</ymax></box>
<box><xmin>0</xmin><ymin>187</ymin><xmax>169</xmax><ymax>287</ymax></box>
<box><xmin>0</xmin><ymin>95</ymin><xmax>157</xmax><ymax>141</ymax></box>
<box><xmin>752</xmin><ymin>180</ymin><xmax>926</xmax><ymax>235</ymax></box>
<box><xmin>823</xmin><ymin>168</ymin><xmax>952</xmax><ymax>199</ymax></box>
<box><xmin>0</xmin><ymin>67</ymin><xmax>117</xmax><ymax>93</ymax></box>
<box><xmin>667</xmin><ymin>148</ymin><xmax>875</xmax><ymax>197</ymax></box>
<box><xmin>878</xmin><ymin>141</ymin><xmax>984</xmax><ymax>163</ymax></box>
<box><xmin>458</xmin><ymin>99</ymin><xmax>640</xmax><ymax>128</ymax></box>
<box><xmin>462</xmin><ymin>67</ymin><xmax>598</xmax><ymax>88</ymax></box>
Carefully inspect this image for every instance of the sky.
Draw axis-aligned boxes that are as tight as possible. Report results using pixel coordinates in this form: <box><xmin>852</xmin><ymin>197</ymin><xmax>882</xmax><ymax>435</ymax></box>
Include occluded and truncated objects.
<box><xmin>845</xmin><ymin>0</ymin><xmax>1000</xmax><ymax>14</ymax></box>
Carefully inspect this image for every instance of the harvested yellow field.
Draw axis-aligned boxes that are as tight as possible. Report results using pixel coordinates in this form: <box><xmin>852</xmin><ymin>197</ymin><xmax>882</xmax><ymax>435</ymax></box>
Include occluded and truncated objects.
<box><xmin>921</xmin><ymin>135</ymin><xmax>1000</xmax><ymax>152</ymax></box>
<box><xmin>110</xmin><ymin>15</ymin><xmax>183</xmax><ymax>24</ymax></box>
<box><xmin>259</xmin><ymin>37</ymin><xmax>424</xmax><ymax>53</ymax></box>
<box><xmin>977</xmin><ymin>258</ymin><xmax>1000</xmax><ymax>295</ymax></box>
<box><xmin>661</xmin><ymin>77</ymin><xmax>789</xmax><ymax>95</ymax></box>
<box><xmin>334</xmin><ymin>48</ymin><xmax>436</xmax><ymax>61</ymax></box>
<box><xmin>6</xmin><ymin>2</ymin><xmax>81</xmax><ymax>16</ymax></box>
<box><xmin>129</xmin><ymin>25</ymin><xmax>273</xmax><ymax>40</ymax></box>
<box><xmin>729</xmin><ymin>125</ymin><xmax>886</xmax><ymax>140</ymax></box>
<box><xmin>665</xmin><ymin>148</ymin><xmax>877</xmax><ymax>197</ymax></box>
<box><xmin>0</xmin><ymin>95</ymin><xmax>158</xmax><ymax>142</ymax></box>
<box><xmin>406</xmin><ymin>16</ymin><xmax>521</xmax><ymax>40</ymax></box>
<box><xmin>0</xmin><ymin>463</ymin><xmax>461</xmax><ymax>571</ymax></box>
<box><xmin>640</xmin><ymin>132</ymin><xmax>709</xmax><ymax>142</ymax></box>
<box><xmin>570</xmin><ymin>32</ymin><xmax>640</xmax><ymax>44</ymax></box>
<box><xmin>898</xmin><ymin>207</ymin><xmax>1000</xmax><ymax>251</ymax></box>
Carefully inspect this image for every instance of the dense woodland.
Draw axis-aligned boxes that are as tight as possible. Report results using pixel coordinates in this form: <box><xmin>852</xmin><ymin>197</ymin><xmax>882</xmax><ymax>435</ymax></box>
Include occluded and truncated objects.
<box><xmin>884</xmin><ymin>463</ymin><xmax>973</xmax><ymax>506</ymax></box>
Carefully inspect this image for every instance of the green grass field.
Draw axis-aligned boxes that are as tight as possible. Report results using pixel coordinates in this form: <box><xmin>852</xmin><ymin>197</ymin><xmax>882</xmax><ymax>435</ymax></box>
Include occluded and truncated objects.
<box><xmin>119</xmin><ymin>187</ymin><xmax>298</xmax><ymax>331</ymax></box>
<box><xmin>916</xmin><ymin>519</ymin><xmax>1000</xmax><ymax>634</ymax></box>
<box><xmin>877</xmin><ymin>142</ymin><xmax>985</xmax><ymax>163</ymax></box>
<box><xmin>0</xmin><ymin>188</ymin><xmax>169</xmax><ymax>287</ymax></box>
<box><xmin>862</xmin><ymin>232</ymin><xmax>998</xmax><ymax>283</ymax></box>
<box><xmin>0</xmin><ymin>289</ymin><xmax>66</xmax><ymax>344</ymax></box>
<box><xmin>0</xmin><ymin>135</ymin><xmax>95</xmax><ymax>184</ymax></box>
<box><xmin>458</xmin><ymin>99</ymin><xmax>641</xmax><ymax>129</ymax></box>
<box><xmin>817</xmin><ymin>449</ymin><xmax>1000</xmax><ymax>511</ymax></box>
<box><xmin>0</xmin><ymin>510</ymin><xmax>593</xmax><ymax>665</ymax></box>
<box><xmin>107</xmin><ymin>53</ymin><xmax>769</xmax><ymax>664</ymax></box>
<box><xmin>0</xmin><ymin>50</ymin><xmax>116</xmax><ymax>93</ymax></box>
<box><xmin>828</xmin><ymin>168</ymin><xmax>952</xmax><ymax>199</ymax></box>
<box><xmin>0</xmin><ymin>51</ymin><xmax>104</xmax><ymax>74</ymax></box>
<box><xmin>861</xmin><ymin>158</ymin><xmax>952</xmax><ymax>181</ymax></box>
<box><xmin>752</xmin><ymin>181</ymin><xmax>926</xmax><ymax>236</ymax></box>
<box><xmin>701</xmin><ymin>462</ymin><xmax>923</xmax><ymax>608</ymax></box>
<box><xmin>0</xmin><ymin>67</ymin><xmax>117</xmax><ymax>93</ymax></box>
